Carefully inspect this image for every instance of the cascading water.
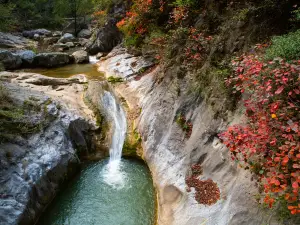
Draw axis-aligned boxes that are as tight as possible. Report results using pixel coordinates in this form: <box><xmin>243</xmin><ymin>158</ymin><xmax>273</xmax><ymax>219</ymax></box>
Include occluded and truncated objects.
<box><xmin>89</xmin><ymin>55</ymin><xmax>99</xmax><ymax>64</ymax></box>
<box><xmin>101</xmin><ymin>90</ymin><xmax>127</xmax><ymax>189</ymax></box>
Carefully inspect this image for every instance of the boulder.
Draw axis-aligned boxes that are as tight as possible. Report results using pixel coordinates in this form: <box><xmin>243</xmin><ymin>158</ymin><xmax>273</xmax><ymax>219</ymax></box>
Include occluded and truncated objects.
<box><xmin>33</xmin><ymin>34</ymin><xmax>40</xmax><ymax>41</ymax></box>
<box><xmin>72</xmin><ymin>50</ymin><xmax>89</xmax><ymax>64</ymax></box>
<box><xmin>77</xmin><ymin>29</ymin><xmax>91</xmax><ymax>38</ymax></box>
<box><xmin>78</xmin><ymin>38</ymin><xmax>89</xmax><ymax>47</ymax></box>
<box><xmin>53</xmin><ymin>43</ymin><xmax>69</xmax><ymax>50</ymax></box>
<box><xmin>33</xmin><ymin>53</ymin><xmax>70</xmax><ymax>68</ymax></box>
<box><xmin>43</xmin><ymin>37</ymin><xmax>60</xmax><ymax>45</ymax></box>
<box><xmin>85</xmin><ymin>19</ymin><xmax>122</xmax><ymax>55</ymax></box>
<box><xmin>52</xmin><ymin>31</ymin><xmax>62</xmax><ymax>37</ymax></box>
<box><xmin>65</xmin><ymin>42</ymin><xmax>75</xmax><ymax>48</ymax></box>
<box><xmin>15</xmin><ymin>50</ymin><xmax>36</xmax><ymax>67</ymax></box>
<box><xmin>22</xmin><ymin>29</ymin><xmax>52</xmax><ymax>39</ymax></box>
<box><xmin>58</xmin><ymin>33</ymin><xmax>75</xmax><ymax>43</ymax></box>
<box><xmin>0</xmin><ymin>32</ymin><xmax>30</xmax><ymax>49</ymax></box>
<box><xmin>0</xmin><ymin>50</ymin><xmax>22</xmax><ymax>70</ymax></box>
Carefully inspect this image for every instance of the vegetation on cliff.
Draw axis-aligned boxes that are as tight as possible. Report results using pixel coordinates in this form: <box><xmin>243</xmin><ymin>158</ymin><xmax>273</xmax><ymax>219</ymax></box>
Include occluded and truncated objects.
<box><xmin>114</xmin><ymin>0</ymin><xmax>300</xmax><ymax>218</ymax></box>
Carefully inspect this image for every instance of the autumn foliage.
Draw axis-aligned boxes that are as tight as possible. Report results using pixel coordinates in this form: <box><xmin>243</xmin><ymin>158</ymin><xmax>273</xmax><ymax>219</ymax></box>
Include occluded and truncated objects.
<box><xmin>186</xmin><ymin>164</ymin><xmax>220</xmax><ymax>205</ymax></box>
<box><xmin>219</xmin><ymin>55</ymin><xmax>300</xmax><ymax>214</ymax></box>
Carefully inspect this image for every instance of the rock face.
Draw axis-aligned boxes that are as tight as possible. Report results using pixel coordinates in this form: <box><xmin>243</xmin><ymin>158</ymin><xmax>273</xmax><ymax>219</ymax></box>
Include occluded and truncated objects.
<box><xmin>77</xmin><ymin>29</ymin><xmax>91</xmax><ymax>38</ymax></box>
<box><xmin>0</xmin><ymin>50</ymin><xmax>22</xmax><ymax>70</ymax></box>
<box><xmin>22</xmin><ymin>29</ymin><xmax>52</xmax><ymax>39</ymax></box>
<box><xmin>86</xmin><ymin>19</ymin><xmax>123</xmax><ymax>55</ymax></box>
<box><xmin>58</xmin><ymin>33</ymin><xmax>75</xmax><ymax>43</ymax></box>
<box><xmin>33</xmin><ymin>53</ymin><xmax>70</xmax><ymax>68</ymax></box>
<box><xmin>72</xmin><ymin>50</ymin><xmax>89</xmax><ymax>64</ymax></box>
<box><xmin>0</xmin><ymin>72</ymin><xmax>98</xmax><ymax>225</ymax></box>
<box><xmin>97</xmin><ymin>48</ymin><xmax>281</xmax><ymax>225</ymax></box>
<box><xmin>98</xmin><ymin>46</ymin><xmax>154</xmax><ymax>78</ymax></box>
<box><xmin>15</xmin><ymin>50</ymin><xmax>36</xmax><ymax>67</ymax></box>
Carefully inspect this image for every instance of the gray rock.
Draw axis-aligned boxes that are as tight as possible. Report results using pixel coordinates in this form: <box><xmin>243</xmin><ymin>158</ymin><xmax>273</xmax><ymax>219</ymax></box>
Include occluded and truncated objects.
<box><xmin>58</xmin><ymin>33</ymin><xmax>75</xmax><ymax>43</ymax></box>
<box><xmin>0</xmin><ymin>32</ymin><xmax>30</xmax><ymax>49</ymax></box>
<box><xmin>33</xmin><ymin>53</ymin><xmax>70</xmax><ymax>68</ymax></box>
<box><xmin>33</xmin><ymin>34</ymin><xmax>40</xmax><ymax>41</ymax></box>
<box><xmin>65</xmin><ymin>42</ymin><xmax>75</xmax><ymax>48</ymax></box>
<box><xmin>53</xmin><ymin>43</ymin><xmax>69</xmax><ymax>51</ymax></box>
<box><xmin>22</xmin><ymin>29</ymin><xmax>51</xmax><ymax>39</ymax></box>
<box><xmin>72</xmin><ymin>50</ymin><xmax>89</xmax><ymax>64</ymax></box>
<box><xmin>15</xmin><ymin>50</ymin><xmax>36</xmax><ymax>67</ymax></box>
<box><xmin>86</xmin><ymin>19</ymin><xmax>122</xmax><ymax>55</ymax></box>
<box><xmin>0</xmin><ymin>50</ymin><xmax>22</xmax><ymax>70</ymax></box>
<box><xmin>77</xmin><ymin>29</ymin><xmax>91</xmax><ymax>38</ymax></box>
<box><xmin>78</xmin><ymin>38</ymin><xmax>89</xmax><ymax>47</ymax></box>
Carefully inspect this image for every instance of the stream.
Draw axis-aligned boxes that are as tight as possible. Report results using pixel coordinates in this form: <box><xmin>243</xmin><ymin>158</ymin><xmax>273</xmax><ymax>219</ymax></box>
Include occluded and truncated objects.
<box><xmin>32</xmin><ymin>57</ymin><xmax>156</xmax><ymax>225</ymax></box>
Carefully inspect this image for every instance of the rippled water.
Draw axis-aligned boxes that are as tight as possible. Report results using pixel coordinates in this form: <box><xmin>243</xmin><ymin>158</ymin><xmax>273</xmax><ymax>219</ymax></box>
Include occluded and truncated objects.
<box><xmin>38</xmin><ymin>159</ymin><xmax>156</xmax><ymax>225</ymax></box>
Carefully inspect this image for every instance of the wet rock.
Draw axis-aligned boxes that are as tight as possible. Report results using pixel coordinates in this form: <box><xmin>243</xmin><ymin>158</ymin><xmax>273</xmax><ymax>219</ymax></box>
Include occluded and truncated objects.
<box><xmin>33</xmin><ymin>52</ymin><xmax>70</xmax><ymax>68</ymax></box>
<box><xmin>15</xmin><ymin>50</ymin><xmax>36</xmax><ymax>67</ymax></box>
<box><xmin>22</xmin><ymin>29</ymin><xmax>52</xmax><ymax>39</ymax></box>
<box><xmin>72</xmin><ymin>50</ymin><xmax>89</xmax><ymax>64</ymax></box>
<box><xmin>58</xmin><ymin>33</ymin><xmax>75</xmax><ymax>43</ymax></box>
<box><xmin>77</xmin><ymin>29</ymin><xmax>91</xmax><ymax>39</ymax></box>
<box><xmin>0</xmin><ymin>50</ymin><xmax>22</xmax><ymax>70</ymax></box>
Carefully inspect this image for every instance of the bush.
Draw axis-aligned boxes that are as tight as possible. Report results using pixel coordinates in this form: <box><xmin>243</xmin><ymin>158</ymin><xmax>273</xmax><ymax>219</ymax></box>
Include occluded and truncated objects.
<box><xmin>220</xmin><ymin>55</ymin><xmax>300</xmax><ymax>216</ymax></box>
<box><xmin>265</xmin><ymin>30</ymin><xmax>300</xmax><ymax>61</ymax></box>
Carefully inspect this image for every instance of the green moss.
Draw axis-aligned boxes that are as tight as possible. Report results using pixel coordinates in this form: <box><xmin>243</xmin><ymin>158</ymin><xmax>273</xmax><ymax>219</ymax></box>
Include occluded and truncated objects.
<box><xmin>265</xmin><ymin>29</ymin><xmax>300</xmax><ymax>61</ymax></box>
<box><xmin>107</xmin><ymin>76</ymin><xmax>123</xmax><ymax>83</ymax></box>
<box><xmin>0</xmin><ymin>84</ymin><xmax>57</xmax><ymax>143</ymax></box>
<box><xmin>233</xmin><ymin>8</ymin><xmax>249</xmax><ymax>21</ymax></box>
<box><xmin>122</xmin><ymin>128</ymin><xmax>142</xmax><ymax>157</ymax></box>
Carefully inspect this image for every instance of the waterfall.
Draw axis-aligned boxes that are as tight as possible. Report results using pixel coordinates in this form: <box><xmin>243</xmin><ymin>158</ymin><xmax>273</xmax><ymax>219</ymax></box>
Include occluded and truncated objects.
<box><xmin>89</xmin><ymin>56</ymin><xmax>99</xmax><ymax>64</ymax></box>
<box><xmin>101</xmin><ymin>90</ymin><xmax>127</xmax><ymax>188</ymax></box>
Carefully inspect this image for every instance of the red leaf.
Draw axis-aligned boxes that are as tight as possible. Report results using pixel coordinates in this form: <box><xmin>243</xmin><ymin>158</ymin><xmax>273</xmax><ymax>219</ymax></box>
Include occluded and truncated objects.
<box><xmin>275</xmin><ymin>86</ymin><xmax>284</xmax><ymax>94</ymax></box>
<box><xmin>292</xmin><ymin>182</ymin><xmax>299</xmax><ymax>189</ymax></box>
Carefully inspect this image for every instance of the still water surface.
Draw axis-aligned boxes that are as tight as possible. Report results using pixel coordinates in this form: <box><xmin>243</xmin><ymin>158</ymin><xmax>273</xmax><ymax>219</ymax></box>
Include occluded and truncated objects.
<box><xmin>37</xmin><ymin>159</ymin><xmax>156</xmax><ymax>225</ymax></box>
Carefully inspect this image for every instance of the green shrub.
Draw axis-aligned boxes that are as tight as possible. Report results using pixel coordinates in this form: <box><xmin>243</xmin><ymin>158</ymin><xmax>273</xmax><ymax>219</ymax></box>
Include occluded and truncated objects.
<box><xmin>265</xmin><ymin>29</ymin><xmax>300</xmax><ymax>61</ymax></box>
